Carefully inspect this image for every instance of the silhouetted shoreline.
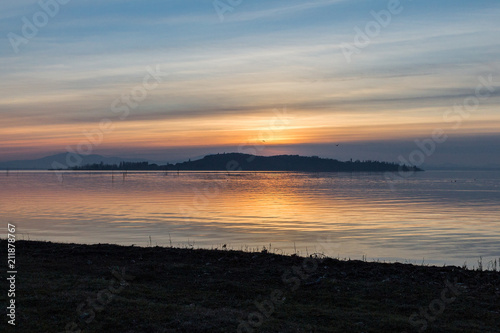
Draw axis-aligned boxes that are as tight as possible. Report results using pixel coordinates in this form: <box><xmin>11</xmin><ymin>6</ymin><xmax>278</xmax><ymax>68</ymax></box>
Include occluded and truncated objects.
<box><xmin>69</xmin><ymin>153</ymin><xmax>423</xmax><ymax>172</ymax></box>
<box><xmin>4</xmin><ymin>240</ymin><xmax>498</xmax><ymax>332</ymax></box>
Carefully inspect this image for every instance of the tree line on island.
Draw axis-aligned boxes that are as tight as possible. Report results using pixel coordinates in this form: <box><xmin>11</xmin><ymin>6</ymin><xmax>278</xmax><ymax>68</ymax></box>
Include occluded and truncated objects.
<box><xmin>69</xmin><ymin>153</ymin><xmax>422</xmax><ymax>172</ymax></box>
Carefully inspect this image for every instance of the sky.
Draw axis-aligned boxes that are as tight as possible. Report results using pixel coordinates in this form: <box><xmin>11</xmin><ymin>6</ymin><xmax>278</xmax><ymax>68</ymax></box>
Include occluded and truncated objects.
<box><xmin>1</xmin><ymin>0</ymin><xmax>499</xmax><ymax>168</ymax></box>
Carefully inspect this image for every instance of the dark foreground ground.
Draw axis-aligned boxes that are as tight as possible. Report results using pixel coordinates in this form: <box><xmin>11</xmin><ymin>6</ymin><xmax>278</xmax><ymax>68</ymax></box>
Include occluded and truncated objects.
<box><xmin>1</xmin><ymin>240</ymin><xmax>499</xmax><ymax>333</ymax></box>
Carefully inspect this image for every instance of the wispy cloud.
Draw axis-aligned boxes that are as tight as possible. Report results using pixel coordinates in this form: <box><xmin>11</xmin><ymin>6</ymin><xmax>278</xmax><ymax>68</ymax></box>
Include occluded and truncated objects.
<box><xmin>1</xmin><ymin>0</ymin><xmax>499</xmax><ymax>165</ymax></box>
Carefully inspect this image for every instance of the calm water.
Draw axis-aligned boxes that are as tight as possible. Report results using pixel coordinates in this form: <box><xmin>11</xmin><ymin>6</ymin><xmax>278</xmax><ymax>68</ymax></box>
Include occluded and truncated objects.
<box><xmin>1</xmin><ymin>170</ymin><xmax>499</xmax><ymax>267</ymax></box>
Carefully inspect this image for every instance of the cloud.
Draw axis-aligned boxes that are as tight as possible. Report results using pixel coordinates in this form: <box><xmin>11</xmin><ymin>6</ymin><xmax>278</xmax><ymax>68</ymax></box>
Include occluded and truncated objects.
<box><xmin>0</xmin><ymin>0</ymin><xmax>499</xmax><ymax>165</ymax></box>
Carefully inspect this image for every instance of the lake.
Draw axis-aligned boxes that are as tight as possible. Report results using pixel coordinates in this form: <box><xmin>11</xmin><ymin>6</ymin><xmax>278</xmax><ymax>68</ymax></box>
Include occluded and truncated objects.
<box><xmin>1</xmin><ymin>170</ymin><xmax>499</xmax><ymax>268</ymax></box>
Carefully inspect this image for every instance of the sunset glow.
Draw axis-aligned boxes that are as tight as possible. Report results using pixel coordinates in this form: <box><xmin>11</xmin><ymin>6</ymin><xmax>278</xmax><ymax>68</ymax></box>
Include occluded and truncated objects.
<box><xmin>1</xmin><ymin>0</ymin><xmax>499</xmax><ymax>167</ymax></box>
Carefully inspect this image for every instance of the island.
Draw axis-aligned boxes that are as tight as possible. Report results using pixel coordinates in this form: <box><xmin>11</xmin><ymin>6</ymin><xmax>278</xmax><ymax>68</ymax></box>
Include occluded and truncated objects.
<box><xmin>69</xmin><ymin>153</ymin><xmax>422</xmax><ymax>172</ymax></box>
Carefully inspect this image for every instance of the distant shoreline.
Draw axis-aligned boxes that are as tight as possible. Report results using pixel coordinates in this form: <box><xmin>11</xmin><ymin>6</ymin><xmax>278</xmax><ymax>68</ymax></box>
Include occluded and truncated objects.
<box><xmin>69</xmin><ymin>152</ymin><xmax>423</xmax><ymax>173</ymax></box>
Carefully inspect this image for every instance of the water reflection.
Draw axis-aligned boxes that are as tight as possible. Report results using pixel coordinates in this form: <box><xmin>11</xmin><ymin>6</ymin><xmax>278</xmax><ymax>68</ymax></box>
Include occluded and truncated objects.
<box><xmin>1</xmin><ymin>170</ymin><xmax>499</xmax><ymax>267</ymax></box>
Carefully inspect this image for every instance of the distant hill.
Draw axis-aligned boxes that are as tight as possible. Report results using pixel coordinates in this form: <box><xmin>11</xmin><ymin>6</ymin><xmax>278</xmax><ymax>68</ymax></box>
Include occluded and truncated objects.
<box><xmin>0</xmin><ymin>153</ymin><xmax>151</xmax><ymax>170</ymax></box>
<box><xmin>71</xmin><ymin>153</ymin><xmax>422</xmax><ymax>172</ymax></box>
<box><xmin>169</xmin><ymin>153</ymin><xmax>421</xmax><ymax>172</ymax></box>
